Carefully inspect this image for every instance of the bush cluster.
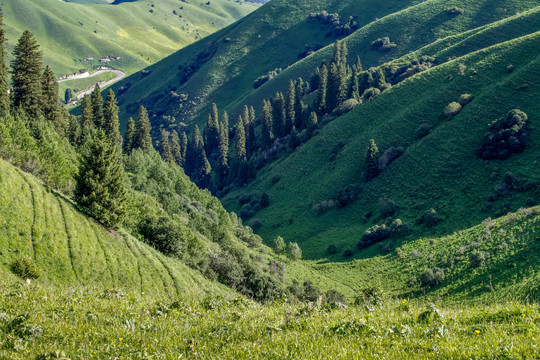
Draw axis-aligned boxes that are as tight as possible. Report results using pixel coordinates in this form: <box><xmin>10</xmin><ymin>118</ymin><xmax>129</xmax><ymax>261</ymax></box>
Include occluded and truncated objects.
<box><xmin>420</xmin><ymin>268</ymin><xmax>445</xmax><ymax>287</ymax></box>
<box><xmin>357</xmin><ymin>219</ymin><xmax>410</xmax><ymax>250</ymax></box>
<box><xmin>477</xmin><ymin>109</ymin><xmax>528</xmax><ymax>160</ymax></box>
<box><xmin>306</xmin><ymin>11</ymin><xmax>358</xmax><ymax>37</ymax></box>
<box><xmin>11</xmin><ymin>256</ymin><xmax>41</xmax><ymax>279</ymax></box>
<box><xmin>253</xmin><ymin>68</ymin><xmax>282</xmax><ymax>89</ymax></box>
<box><xmin>416</xmin><ymin>208</ymin><xmax>441</xmax><ymax>227</ymax></box>
<box><xmin>371</xmin><ymin>37</ymin><xmax>397</xmax><ymax>52</ymax></box>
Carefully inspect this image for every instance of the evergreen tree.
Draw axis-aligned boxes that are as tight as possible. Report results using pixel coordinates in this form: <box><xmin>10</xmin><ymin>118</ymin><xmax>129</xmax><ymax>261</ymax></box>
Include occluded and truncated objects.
<box><xmin>261</xmin><ymin>100</ymin><xmax>273</xmax><ymax>147</ymax></box>
<box><xmin>273</xmin><ymin>236</ymin><xmax>286</xmax><ymax>254</ymax></box>
<box><xmin>285</xmin><ymin>80</ymin><xmax>295</xmax><ymax>135</ymax></box>
<box><xmin>90</xmin><ymin>85</ymin><xmax>104</xmax><ymax>128</ymax></box>
<box><xmin>11</xmin><ymin>30</ymin><xmax>43</xmax><ymax>118</ymax></box>
<box><xmin>179</xmin><ymin>131</ymin><xmax>188</xmax><ymax>169</ymax></box>
<box><xmin>372</xmin><ymin>67</ymin><xmax>387</xmax><ymax>89</ymax></box>
<box><xmin>0</xmin><ymin>14</ymin><xmax>8</xmax><ymax>117</ymax></box>
<box><xmin>170</xmin><ymin>130</ymin><xmax>183</xmax><ymax>167</ymax></box>
<box><xmin>192</xmin><ymin>125</ymin><xmax>211</xmax><ymax>187</ymax></box>
<box><xmin>340</xmin><ymin>41</ymin><xmax>348</xmax><ymax>67</ymax></box>
<box><xmin>287</xmin><ymin>242</ymin><xmax>302</xmax><ymax>261</ymax></box>
<box><xmin>353</xmin><ymin>55</ymin><xmax>363</xmax><ymax>74</ymax></box>
<box><xmin>64</xmin><ymin>88</ymin><xmax>74</xmax><ymax>104</ymax></box>
<box><xmin>272</xmin><ymin>92</ymin><xmax>285</xmax><ymax>138</ymax></box>
<box><xmin>332</xmin><ymin>40</ymin><xmax>341</xmax><ymax>66</ymax></box>
<box><xmin>317</xmin><ymin>64</ymin><xmax>328</xmax><ymax>115</ymax></box>
<box><xmin>294</xmin><ymin>78</ymin><xmax>304</xmax><ymax>128</ymax></box>
<box><xmin>159</xmin><ymin>129</ymin><xmax>173</xmax><ymax>163</ymax></box>
<box><xmin>135</xmin><ymin>105</ymin><xmax>153</xmax><ymax>151</ymax></box>
<box><xmin>349</xmin><ymin>74</ymin><xmax>360</xmax><ymax>100</ymax></box>
<box><xmin>67</xmin><ymin>114</ymin><xmax>81</xmax><ymax>146</ymax></box>
<box><xmin>41</xmin><ymin>65</ymin><xmax>64</xmax><ymax>133</ymax></box>
<box><xmin>307</xmin><ymin>111</ymin><xmax>318</xmax><ymax>136</ymax></box>
<box><xmin>365</xmin><ymin>139</ymin><xmax>380</xmax><ymax>181</ymax></box>
<box><xmin>79</xmin><ymin>94</ymin><xmax>94</xmax><ymax>144</ymax></box>
<box><xmin>123</xmin><ymin>117</ymin><xmax>136</xmax><ymax>153</ymax></box>
<box><xmin>288</xmin><ymin>126</ymin><xmax>299</xmax><ymax>150</ymax></box>
<box><xmin>246</xmin><ymin>106</ymin><xmax>256</xmax><ymax>156</ymax></box>
<box><xmin>103</xmin><ymin>89</ymin><xmax>121</xmax><ymax>146</ymax></box>
<box><xmin>358</xmin><ymin>70</ymin><xmax>373</xmax><ymax>96</ymax></box>
<box><xmin>75</xmin><ymin>129</ymin><xmax>127</xmax><ymax>228</ymax></box>
<box><xmin>218</xmin><ymin>111</ymin><xmax>229</xmax><ymax>172</ymax></box>
<box><xmin>235</xmin><ymin>116</ymin><xmax>247</xmax><ymax>162</ymax></box>
<box><xmin>204</xmin><ymin>103</ymin><xmax>219</xmax><ymax>156</ymax></box>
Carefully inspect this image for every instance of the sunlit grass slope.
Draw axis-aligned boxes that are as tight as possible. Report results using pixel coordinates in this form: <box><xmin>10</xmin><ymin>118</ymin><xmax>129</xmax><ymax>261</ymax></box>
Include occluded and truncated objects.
<box><xmin>0</xmin><ymin>159</ymin><xmax>233</xmax><ymax>298</ymax></box>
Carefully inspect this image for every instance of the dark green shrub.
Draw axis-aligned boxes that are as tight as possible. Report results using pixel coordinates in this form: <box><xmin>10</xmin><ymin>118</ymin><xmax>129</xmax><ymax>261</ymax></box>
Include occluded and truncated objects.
<box><xmin>208</xmin><ymin>250</ymin><xmax>244</xmax><ymax>288</ymax></box>
<box><xmin>446</xmin><ymin>6</ymin><xmax>464</xmax><ymax>14</ymax></box>
<box><xmin>327</xmin><ymin>244</ymin><xmax>338</xmax><ymax>255</ymax></box>
<box><xmin>354</xmin><ymin>285</ymin><xmax>385</xmax><ymax>306</ymax></box>
<box><xmin>247</xmin><ymin>218</ymin><xmax>263</xmax><ymax>232</ymax></box>
<box><xmin>417</xmin><ymin>208</ymin><xmax>441</xmax><ymax>227</ymax></box>
<box><xmin>371</xmin><ymin>37</ymin><xmax>396</xmax><ymax>51</ymax></box>
<box><xmin>302</xmin><ymin>280</ymin><xmax>322</xmax><ymax>302</ymax></box>
<box><xmin>312</xmin><ymin>199</ymin><xmax>336</xmax><ymax>215</ymax></box>
<box><xmin>325</xmin><ymin>289</ymin><xmax>346</xmax><ymax>305</ymax></box>
<box><xmin>240</xmin><ymin>204</ymin><xmax>255</xmax><ymax>219</ymax></box>
<box><xmin>11</xmin><ymin>256</ymin><xmax>41</xmax><ymax>279</ymax></box>
<box><xmin>335</xmin><ymin>184</ymin><xmax>361</xmax><ymax>208</ymax></box>
<box><xmin>415</xmin><ymin>123</ymin><xmax>432</xmax><ymax>139</ymax></box>
<box><xmin>260</xmin><ymin>192</ymin><xmax>270</xmax><ymax>208</ymax></box>
<box><xmin>420</xmin><ymin>268</ymin><xmax>445</xmax><ymax>287</ymax></box>
<box><xmin>343</xmin><ymin>249</ymin><xmax>354</xmax><ymax>257</ymax></box>
<box><xmin>362</xmin><ymin>87</ymin><xmax>380</xmax><ymax>101</ymax></box>
<box><xmin>458</xmin><ymin>93</ymin><xmax>473</xmax><ymax>106</ymax></box>
<box><xmin>469</xmin><ymin>251</ymin><xmax>486</xmax><ymax>268</ymax></box>
<box><xmin>238</xmin><ymin>194</ymin><xmax>251</xmax><ymax>205</ymax></box>
<box><xmin>138</xmin><ymin>215</ymin><xmax>185</xmax><ymax>256</ymax></box>
<box><xmin>379</xmin><ymin>198</ymin><xmax>398</xmax><ymax>217</ymax></box>
<box><xmin>477</xmin><ymin>109</ymin><xmax>528</xmax><ymax>160</ymax></box>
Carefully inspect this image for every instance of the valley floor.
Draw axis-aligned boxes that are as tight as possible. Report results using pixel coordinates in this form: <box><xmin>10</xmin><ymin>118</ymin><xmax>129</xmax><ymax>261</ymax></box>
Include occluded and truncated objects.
<box><xmin>0</xmin><ymin>279</ymin><xmax>539</xmax><ymax>359</ymax></box>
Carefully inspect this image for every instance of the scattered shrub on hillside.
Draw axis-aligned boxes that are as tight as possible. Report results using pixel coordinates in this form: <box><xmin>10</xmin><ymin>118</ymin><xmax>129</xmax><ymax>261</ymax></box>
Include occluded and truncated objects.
<box><xmin>332</xmin><ymin>99</ymin><xmax>359</xmax><ymax>116</ymax></box>
<box><xmin>416</xmin><ymin>208</ymin><xmax>442</xmax><ymax>227</ymax></box>
<box><xmin>209</xmin><ymin>250</ymin><xmax>244</xmax><ymax>288</ymax></box>
<box><xmin>379</xmin><ymin>198</ymin><xmax>398</xmax><ymax>218</ymax></box>
<box><xmin>371</xmin><ymin>37</ymin><xmax>397</xmax><ymax>51</ymax></box>
<box><xmin>177</xmin><ymin>41</ymin><xmax>218</xmax><ymax>85</ymax></box>
<box><xmin>298</xmin><ymin>43</ymin><xmax>323</xmax><ymax>60</ymax></box>
<box><xmin>506</xmin><ymin>64</ymin><xmax>515</xmax><ymax>73</ymax></box>
<box><xmin>329</xmin><ymin>141</ymin><xmax>345</xmax><ymax>161</ymax></box>
<box><xmin>395</xmin><ymin>247</ymin><xmax>404</xmax><ymax>259</ymax></box>
<box><xmin>325</xmin><ymin>289</ymin><xmax>346</xmax><ymax>305</ymax></box>
<box><xmin>238</xmin><ymin>194</ymin><xmax>251</xmax><ymax>205</ymax></box>
<box><xmin>354</xmin><ymin>285</ymin><xmax>385</xmax><ymax>306</ymax></box>
<box><xmin>444</xmin><ymin>102</ymin><xmax>462</xmax><ymax>117</ymax></box>
<box><xmin>312</xmin><ymin>199</ymin><xmax>336</xmax><ymax>215</ymax></box>
<box><xmin>270</xmin><ymin>175</ymin><xmax>281</xmax><ymax>186</ymax></box>
<box><xmin>287</xmin><ymin>242</ymin><xmax>302</xmax><ymax>261</ymax></box>
<box><xmin>253</xmin><ymin>68</ymin><xmax>282</xmax><ymax>89</ymax></box>
<box><xmin>382</xmin><ymin>56</ymin><xmax>435</xmax><ymax>85</ymax></box>
<box><xmin>378</xmin><ymin>147</ymin><xmax>404</xmax><ymax>171</ymax></box>
<box><xmin>240</xmin><ymin>204</ymin><xmax>255</xmax><ymax>219</ymax></box>
<box><xmin>469</xmin><ymin>251</ymin><xmax>486</xmax><ymax>268</ymax></box>
<box><xmin>362</xmin><ymin>87</ymin><xmax>380</xmax><ymax>102</ymax></box>
<box><xmin>343</xmin><ymin>249</ymin><xmax>354</xmax><ymax>258</ymax></box>
<box><xmin>477</xmin><ymin>109</ymin><xmax>529</xmax><ymax>160</ymax></box>
<box><xmin>446</xmin><ymin>6</ymin><xmax>464</xmax><ymax>15</ymax></box>
<box><xmin>138</xmin><ymin>215</ymin><xmax>185</xmax><ymax>256</ymax></box>
<box><xmin>327</xmin><ymin>244</ymin><xmax>338</xmax><ymax>255</ymax></box>
<box><xmin>420</xmin><ymin>268</ymin><xmax>445</xmax><ymax>287</ymax></box>
<box><xmin>335</xmin><ymin>184</ymin><xmax>362</xmax><ymax>208</ymax></box>
<box><xmin>357</xmin><ymin>219</ymin><xmax>410</xmax><ymax>250</ymax></box>
<box><xmin>302</xmin><ymin>279</ymin><xmax>323</xmax><ymax>302</ymax></box>
<box><xmin>306</xmin><ymin>11</ymin><xmax>358</xmax><ymax>37</ymax></box>
<box><xmin>11</xmin><ymin>256</ymin><xmax>41</xmax><ymax>279</ymax></box>
<box><xmin>458</xmin><ymin>93</ymin><xmax>473</xmax><ymax>106</ymax></box>
<box><xmin>273</xmin><ymin>236</ymin><xmax>286</xmax><ymax>254</ymax></box>
<box><xmin>247</xmin><ymin>218</ymin><xmax>262</xmax><ymax>232</ymax></box>
<box><xmin>415</xmin><ymin>123</ymin><xmax>432</xmax><ymax>139</ymax></box>
<box><xmin>260</xmin><ymin>193</ymin><xmax>270</xmax><ymax>208</ymax></box>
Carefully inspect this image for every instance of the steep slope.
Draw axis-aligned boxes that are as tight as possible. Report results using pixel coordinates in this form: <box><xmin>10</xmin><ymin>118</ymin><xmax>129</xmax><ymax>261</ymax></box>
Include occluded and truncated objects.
<box><xmin>0</xmin><ymin>159</ymin><xmax>234</xmax><ymax>298</ymax></box>
<box><xmin>1</xmin><ymin>0</ymin><xmax>259</xmax><ymax>75</ymax></box>
<box><xmin>223</xmin><ymin>29</ymin><xmax>540</xmax><ymax>258</ymax></box>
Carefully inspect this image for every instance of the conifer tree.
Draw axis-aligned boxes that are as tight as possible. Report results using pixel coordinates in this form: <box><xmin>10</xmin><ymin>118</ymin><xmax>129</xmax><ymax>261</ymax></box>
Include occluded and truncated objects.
<box><xmin>246</xmin><ymin>106</ymin><xmax>256</xmax><ymax>156</ymax></box>
<box><xmin>123</xmin><ymin>117</ymin><xmax>136</xmax><ymax>153</ymax></box>
<box><xmin>288</xmin><ymin>126</ymin><xmax>299</xmax><ymax>150</ymax></box>
<box><xmin>340</xmin><ymin>41</ymin><xmax>348</xmax><ymax>67</ymax></box>
<box><xmin>273</xmin><ymin>236</ymin><xmax>286</xmax><ymax>254</ymax></box>
<box><xmin>358</xmin><ymin>70</ymin><xmax>373</xmax><ymax>96</ymax></box>
<box><xmin>286</xmin><ymin>80</ymin><xmax>295</xmax><ymax>134</ymax></box>
<box><xmin>103</xmin><ymin>89</ymin><xmax>121</xmax><ymax>146</ymax></box>
<box><xmin>218</xmin><ymin>111</ymin><xmax>229</xmax><ymax>172</ymax></box>
<box><xmin>235</xmin><ymin>116</ymin><xmax>246</xmax><ymax>162</ymax></box>
<box><xmin>180</xmin><ymin>131</ymin><xmax>188</xmax><ymax>169</ymax></box>
<box><xmin>353</xmin><ymin>55</ymin><xmax>363</xmax><ymax>74</ymax></box>
<box><xmin>135</xmin><ymin>105</ymin><xmax>153</xmax><ymax>151</ymax></box>
<box><xmin>11</xmin><ymin>30</ymin><xmax>43</xmax><ymax>118</ymax></box>
<box><xmin>350</xmin><ymin>74</ymin><xmax>360</xmax><ymax>100</ymax></box>
<box><xmin>41</xmin><ymin>65</ymin><xmax>64</xmax><ymax>133</ymax></box>
<box><xmin>192</xmin><ymin>125</ymin><xmax>211</xmax><ymax>187</ymax></box>
<box><xmin>67</xmin><ymin>114</ymin><xmax>81</xmax><ymax>146</ymax></box>
<box><xmin>0</xmin><ymin>14</ymin><xmax>8</xmax><ymax>117</ymax></box>
<box><xmin>272</xmin><ymin>92</ymin><xmax>286</xmax><ymax>138</ymax></box>
<box><xmin>261</xmin><ymin>100</ymin><xmax>273</xmax><ymax>147</ymax></box>
<box><xmin>159</xmin><ymin>129</ymin><xmax>173</xmax><ymax>163</ymax></box>
<box><xmin>90</xmin><ymin>85</ymin><xmax>104</xmax><ymax>128</ymax></box>
<box><xmin>317</xmin><ymin>64</ymin><xmax>328</xmax><ymax>115</ymax></box>
<box><xmin>204</xmin><ymin>103</ymin><xmax>219</xmax><ymax>156</ymax></box>
<box><xmin>332</xmin><ymin>40</ymin><xmax>341</xmax><ymax>66</ymax></box>
<box><xmin>372</xmin><ymin>67</ymin><xmax>387</xmax><ymax>89</ymax></box>
<box><xmin>75</xmin><ymin>129</ymin><xmax>127</xmax><ymax>228</ymax></box>
<box><xmin>170</xmin><ymin>130</ymin><xmax>183</xmax><ymax>167</ymax></box>
<box><xmin>307</xmin><ymin>111</ymin><xmax>318</xmax><ymax>136</ymax></box>
<box><xmin>294</xmin><ymin>78</ymin><xmax>304</xmax><ymax>128</ymax></box>
<box><xmin>365</xmin><ymin>139</ymin><xmax>380</xmax><ymax>181</ymax></box>
<box><xmin>80</xmin><ymin>94</ymin><xmax>94</xmax><ymax>144</ymax></box>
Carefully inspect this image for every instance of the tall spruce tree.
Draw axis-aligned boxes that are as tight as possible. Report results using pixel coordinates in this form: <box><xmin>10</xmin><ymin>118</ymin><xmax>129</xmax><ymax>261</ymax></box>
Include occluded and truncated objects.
<box><xmin>103</xmin><ymin>89</ymin><xmax>121</xmax><ymax>146</ymax></box>
<box><xmin>204</xmin><ymin>103</ymin><xmax>220</xmax><ymax>156</ymax></box>
<box><xmin>179</xmin><ymin>131</ymin><xmax>188</xmax><ymax>170</ymax></box>
<box><xmin>90</xmin><ymin>85</ymin><xmax>104</xmax><ymax>128</ymax></box>
<box><xmin>340</xmin><ymin>41</ymin><xmax>348</xmax><ymax>67</ymax></box>
<box><xmin>41</xmin><ymin>65</ymin><xmax>64</xmax><ymax>133</ymax></box>
<box><xmin>246</xmin><ymin>106</ymin><xmax>256</xmax><ymax>156</ymax></box>
<box><xmin>11</xmin><ymin>30</ymin><xmax>43</xmax><ymax>118</ymax></box>
<box><xmin>67</xmin><ymin>114</ymin><xmax>81</xmax><ymax>146</ymax></box>
<box><xmin>332</xmin><ymin>40</ymin><xmax>341</xmax><ymax>66</ymax></box>
<box><xmin>218</xmin><ymin>111</ymin><xmax>229</xmax><ymax>171</ymax></box>
<box><xmin>317</xmin><ymin>64</ymin><xmax>328</xmax><ymax>115</ymax></box>
<box><xmin>365</xmin><ymin>139</ymin><xmax>380</xmax><ymax>181</ymax></box>
<box><xmin>353</xmin><ymin>55</ymin><xmax>363</xmax><ymax>74</ymax></box>
<box><xmin>261</xmin><ymin>100</ymin><xmax>273</xmax><ymax>147</ymax></box>
<box><xmin>123</xmin><ymin>117</ymin><xmax>136</xmax><ymax>153</ymax></box>
<box><xmin>235</xmin><ymin>116</ymin><xmax>247</xmax><ymax>162</ymax></box>
<box><xmin>159</xmin><ymin>129</ymin><xmax>173</xmax><ymax>163</ymax></box>
<box><xmin>135</xmin><ymin>105</ymin><xmax>153</xmax><ymax>151</ymax></box>
<box><xmin>307</xmin><ymin>111</ymin><xmax>318</xmax><ymax>136</ymax></box>
<box><xmin>75</xmin><ymin>129</ymin><xmax>127</xmax><ymax>228</ymax></box>
<box><xmin>170</xmin><ymin>130</ymin><xmax>183</xmax><ymax>167</ymax></box>
<box><xmin>294</xmin><ymin>78</ymin><xmax>304</xmax><ymax>128</ymax></box>
<box><xmin>0</xmin><ymin>14</ymin><xmax>8</xmax><ymax>117</ymax></box>
<box><xmin>80</xmin><ymin>94</ymin><xmax>94</xmax><ymax>144</ymax></box>
<box><xmin>272</xmin><ymin>92</ymin><xmax>285</xmax><ymax>138</ymax></box>
<box><xmin>286</xmin><ymin>80</ymin><xmax>296</xmax><ymax>134</ymax></box>
<box><xmin>192</xmin><ymin>125</ymin><xmax>211</xmax><ymax>187</ymax></box>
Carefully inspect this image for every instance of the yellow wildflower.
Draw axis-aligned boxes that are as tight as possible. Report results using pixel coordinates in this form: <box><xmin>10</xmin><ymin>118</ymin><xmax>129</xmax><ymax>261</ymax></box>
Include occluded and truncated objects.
<box><xmin>119</xmin><ymin>338</ymin><xmax>123</xmax><ymax>341</ymax></box>
<box><xmin>475</xmin><ymin>330</ymin><xmax>480</xmax><ymax>334</ymax></box>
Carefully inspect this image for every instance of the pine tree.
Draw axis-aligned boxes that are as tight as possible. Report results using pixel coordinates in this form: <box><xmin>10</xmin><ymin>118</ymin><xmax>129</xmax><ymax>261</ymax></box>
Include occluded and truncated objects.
<box><xmin>159</xmin><ymin>129</ymin><xmax>173</xmax><ymax>163</ymax></box>
<box><xmin>103</xmin><ymin>89</ymin><xmax>121</xmax><ymax>146</ymax></box>
<box><xmin>11</xmin><ymin>30</ymin><xmax>43</xmax><ymax>118</ymax></box>
<box><xmin>123</xmin><ymin>117</ymin><xmax>136</xmax><ymax>153</ymax></box>
<box><xmin>340</xmin><ymin>41</ymin><xmax>348</xmax><ymax>67</ymax></box>
<box><xmin>0</xmin><ymin>14</ymin><xmax>9</xmax><ymax>117</ymax></box>
<box><xmin>246</xmin><ymin>106</ymin><xmax>256</xmax><ymax>156</ymax></box>
<box><xmin>372</xmin><ymin>67</ymin><xmax>387</xmax><ymax>89</ymax></box>
<box><xmin>67</xmin><ymin>114</ymin><xmax>81</xmax><ymax>146</ymax></box>
<box><xmin>294</xmin><ymin>78</ymin><xmax>304</xmax><ymax>129</ymax></box>
<box><xmin>358</xmin><ymin>71</ymin><xmax>373</xmax><ymax>97</ymax></box>
<box><xmin>179</xmin><ymin>131</ymin><xmax>188</xmax><ymax>169</ymax></box>
<box><xmin>317</xmin><ymin>64</ymin><xmax>328</xmax><ymax>115</ymax></box>
<box><xmin>64</xmin><ymin>88</ymin><xmax>74</xmax><ymax>105</ymax></box>
<box><xmin>332</xmin><ymin>40</ymin><xmax>341</xmax><ymax>66</ymax></box>
<box><xmin>285</xmin><ymin>80</ymin><xmax>295</xmax><ymax>135</ymax></box>
<box><xmin>349</xmin><ymin>74</ymin><xmax>360</xmax><ymax>100</ymax></box>
<box><xmin>287</xmin><ymin>242</ymin><xmax>302</xmax><ymax>261</ymax></box>
<box><xmin>261</xmin><ymin>100</ymin><xmax>273</xmax><ymax>147</ymax></box>
<box><xmin>307</xmin><ymin>111</ymin><xmax>318</xmax><ymax>136</ymax></box>
<box><xmin>353</xmin><ymin>55</ymin><xmax>363</xmax><ymax>75</ymax></box>
<box><xmin>272</xmin><ymin>92</ymin><xmax>285</xmax><ymax>138</ymax></box>
<box><xmin>218</xmin><ymin>111</ymin><xmax>229</xmax><ymax>171</ymax></box>
<box><xmin>41</xmin><ymin>65</ymin><xmax>64</xmax><ymax>133</ymax></box>
<box><xmin>75</xmin><ymin>129</ymin><xmax>127</xmax><ymax>228</ymax></box>
<box><xmin>135</xmin><ymin>105</ymin><xmax>153</xmax><ymax>151</ymax></box>
<box><xmin>365</xmin><ymin>139</ymin><xmax>380</xmax><ymax>181</ymax></box>
<box><xmin>170</xmin><ymin>130</ymin><xmax>183</xmax><ymax>166</ymax></box>
<box><xmin>235</xmin><ymin>116</ymin><xmax>246</xmax><ymax>162</ymax></box>
<box><xmin>204</xmin><ymin>103</ymin><xmax>219</xmax><ymax>156</ymax></box>
<box><xmin>90</xmin><ymin>85</ymin><xmax>104</xmax><ymax>128</ymax></box>
<box><xmin>80</xmin><ymin>94</ymin><xmax>94</xmax><ymax>144</ymax></box>
<box><xmin>192</xmin><ymin>125</ymin><xmax>211</xmax><ymax>187</ymax></box>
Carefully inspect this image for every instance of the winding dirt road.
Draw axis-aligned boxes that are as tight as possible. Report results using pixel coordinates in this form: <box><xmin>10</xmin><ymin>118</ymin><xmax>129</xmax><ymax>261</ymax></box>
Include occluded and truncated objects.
<box><xmin>59</xmin><ymin>69</ymin><xmax>126</xmax><ymax>99</ymax></box>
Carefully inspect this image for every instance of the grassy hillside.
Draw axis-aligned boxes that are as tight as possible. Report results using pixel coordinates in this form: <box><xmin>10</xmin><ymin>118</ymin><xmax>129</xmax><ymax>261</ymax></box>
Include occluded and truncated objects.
<box><xmin>222</xmin><ymin>28</ymin><xmax>540</xmax><ymax>258</ymax></box>
<box><xmin>1</xmin><ymin>0</ymin><xmax>259</xmax><ymax>76</ymax></box>
<box><xmin>0</xmin><ymin>158</ymin><xmax>233</xmax><ymax>298</ymax></box>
